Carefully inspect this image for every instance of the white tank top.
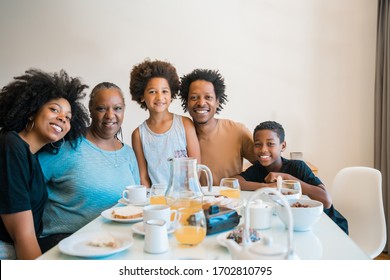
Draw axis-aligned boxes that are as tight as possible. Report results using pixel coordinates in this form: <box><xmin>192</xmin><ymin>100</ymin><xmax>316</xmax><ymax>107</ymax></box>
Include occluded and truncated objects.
<box><xmin>139</xmin><ymin>114</ymin><xmax>188</xmax><ymax>185</ymax></box>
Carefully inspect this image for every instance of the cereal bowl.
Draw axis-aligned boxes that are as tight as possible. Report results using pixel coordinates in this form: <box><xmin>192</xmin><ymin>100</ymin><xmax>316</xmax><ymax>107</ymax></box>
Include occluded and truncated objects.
<box><xmin>276</xmin><ymin>198</ymin><xmax>323</xmax><ymax>231</ymax></box>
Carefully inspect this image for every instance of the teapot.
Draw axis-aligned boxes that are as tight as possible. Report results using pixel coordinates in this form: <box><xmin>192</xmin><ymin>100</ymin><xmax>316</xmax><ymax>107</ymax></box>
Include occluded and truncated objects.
<box><xmin>165</xmin><ymin>157</ymin><xmax>213</xmax><ymax>210</ymax></box>
<box><xmin>225</xmin><ymin>187</ymin><xmax>295</xmax><ymax>260</ymax></box>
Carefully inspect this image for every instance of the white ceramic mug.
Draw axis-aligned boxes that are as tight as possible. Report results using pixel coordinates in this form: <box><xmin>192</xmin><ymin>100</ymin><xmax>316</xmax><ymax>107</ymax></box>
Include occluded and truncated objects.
<box><xmin>122</xmin><ymin>185</ymin><xmax>147</xmax><ymax>204</ymax></box>
<box><xmin>144</xmin><ymin>219</ymin><xmax>169</xmax><ymax>254</ymax></box>
<box><xmin>143</xmin><ymin>205</ymin><xmax>177</xmax><ymax>229</ymax></box>
<box><xmin>249</xmin><ymin>199</ymin><xmax>274</xmax><ymax>230</ymax></box>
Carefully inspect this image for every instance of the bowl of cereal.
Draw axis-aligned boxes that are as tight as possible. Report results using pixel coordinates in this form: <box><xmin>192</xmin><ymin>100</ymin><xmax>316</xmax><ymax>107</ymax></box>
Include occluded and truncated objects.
<box><xmin>276</xmin><ymin>198</ymin><xmax>323</xmax><ymax>231</ymax></box>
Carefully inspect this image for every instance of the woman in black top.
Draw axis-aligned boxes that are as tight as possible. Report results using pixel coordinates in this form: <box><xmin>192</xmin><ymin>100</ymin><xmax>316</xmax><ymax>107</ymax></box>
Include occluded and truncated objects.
<box><xmin>0</xmin><ymin>69</ymin><xmax>89</xmax><ymax>259</ymax></box>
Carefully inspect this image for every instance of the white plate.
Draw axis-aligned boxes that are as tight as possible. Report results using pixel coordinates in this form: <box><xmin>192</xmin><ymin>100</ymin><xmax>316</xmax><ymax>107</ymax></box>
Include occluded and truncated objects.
<box><xmin>101</xmin><ymin>206</ymin><xmax>143</xmax><ymax>223</ymax></box>
<box><xmin>217</xmin><ymin>231</ymin><xmax>232</xmax><ymax>247</ymax></box>
<box><xmin>203</xmin><ymin>196</ymin><xmax>244</xmax><ymax>210</ymax></box>
<box><xmin>117</xmin><ymin>197</ymin><xmax>150</xmax><ymax>206</ymax></box>
<box><xmin>216</xmin><ymin>230</ymin><xmax>262</xmax><ymax>248</ymax></box>
<box><xmin>224</xmin><ymin>198</ymin><xmax>244</xmax><ymax>210</ymax></box>
<box><xmin>132</xmin><ymin>221</ymin><xmax>175</xmax><ymax>235</ymax></box>
<box><xmin>58</xmin><ymin>231</ymin><xmax>133</xmax><ymax>258</ymax></box>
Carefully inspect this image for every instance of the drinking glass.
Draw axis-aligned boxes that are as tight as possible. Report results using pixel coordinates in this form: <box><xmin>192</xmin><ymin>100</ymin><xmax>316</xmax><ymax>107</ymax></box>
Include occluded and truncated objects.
<box><xmin>281</xmin><ymin>180</ymin><xmax>302</xmax><ymax>197</ymax></box>
<box><xmin>219</xmin><ymin>178</ymin><xmax>241</xmax><ymax>198</ymax></box>
<box><xmin>174</xmin><ymin>208</ymin><xmax>207</xmax><ymax>246</ymax></box>
<box><xmin>150</xmin><ymin>183</ymin><xmax>167</xmax><ymax>205</ymax></box>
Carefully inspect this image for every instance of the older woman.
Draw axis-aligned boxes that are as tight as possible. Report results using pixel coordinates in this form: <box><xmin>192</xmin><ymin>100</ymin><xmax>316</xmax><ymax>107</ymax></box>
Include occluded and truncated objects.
<box><xmin>0</xmin><ymin>69</ymin><xmax>89</xmax><ymax>259</ymax></box>
<box><xmin>38</xmin><ymin>82</ymin><xmax>140</xmax><ymax>252</ymax></box>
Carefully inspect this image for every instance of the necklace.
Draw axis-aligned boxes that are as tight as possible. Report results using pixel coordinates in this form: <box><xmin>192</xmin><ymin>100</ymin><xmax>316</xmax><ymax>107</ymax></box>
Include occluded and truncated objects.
<box><xmin>94</xmin><ymin>138</ymin><xmax>120</xmax><ymax>168</ymax></box>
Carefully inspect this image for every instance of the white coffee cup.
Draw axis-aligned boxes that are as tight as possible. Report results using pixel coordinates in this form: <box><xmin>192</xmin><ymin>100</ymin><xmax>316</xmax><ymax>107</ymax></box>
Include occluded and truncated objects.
<box><xmin>143</xmin><ymin>205</ymin><xmax>177</xmax><ymax>229</ymax></box>
<box><xmin>249</xmin><ymin>199</ymin><xmax>274</xmax><ymax>230</ymax></box>
<box><xmin>122</xmin><ymin>185</ymin><xmax>147</xmax><ymax>204</ymax></box>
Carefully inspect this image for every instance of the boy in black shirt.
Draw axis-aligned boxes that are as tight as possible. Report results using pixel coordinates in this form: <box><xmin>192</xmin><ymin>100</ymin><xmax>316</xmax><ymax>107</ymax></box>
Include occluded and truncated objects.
<box><xmin>234</xmin><ymin>121</ymin><xmax>348</xmax><ymax>234</ymax></box>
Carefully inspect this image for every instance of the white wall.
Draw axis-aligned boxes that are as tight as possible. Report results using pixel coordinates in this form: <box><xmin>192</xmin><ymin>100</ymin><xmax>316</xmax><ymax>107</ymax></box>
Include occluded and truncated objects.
<box><xmin>0</xmin><ymin>0</ymin><xmax>378</xmax><ymax>187</ymax></box>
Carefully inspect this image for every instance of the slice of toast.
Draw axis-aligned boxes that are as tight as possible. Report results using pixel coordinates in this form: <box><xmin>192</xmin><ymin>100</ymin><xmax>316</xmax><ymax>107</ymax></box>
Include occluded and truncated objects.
<box><xmin>111</xmin><ymin>206</ymin><xmax>143</xmax><ymax>219</ymax></box>
<box><xmin>88</xmin><ymin>234</ymin><xmax>119</xmax><ymax>248</ymax></box>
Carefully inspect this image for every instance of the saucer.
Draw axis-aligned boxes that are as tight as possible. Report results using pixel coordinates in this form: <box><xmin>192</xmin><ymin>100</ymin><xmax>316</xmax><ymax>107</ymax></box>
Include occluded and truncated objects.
<box><xmin>118</xmin><ymin>198</ymin><xmax>150</xmax><ymax>206</ymax></box>
<box><xmin>131</xmin><ymin>221</ymin><xmax>175</xmax><ymax>235</ymax></box>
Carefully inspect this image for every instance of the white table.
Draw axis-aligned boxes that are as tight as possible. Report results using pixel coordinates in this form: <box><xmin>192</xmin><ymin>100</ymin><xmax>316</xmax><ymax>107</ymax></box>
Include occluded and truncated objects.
<box><xmin>38</xmin><ymin>191</ymin><xmax>369</xmax><ymax>260</ymax></box>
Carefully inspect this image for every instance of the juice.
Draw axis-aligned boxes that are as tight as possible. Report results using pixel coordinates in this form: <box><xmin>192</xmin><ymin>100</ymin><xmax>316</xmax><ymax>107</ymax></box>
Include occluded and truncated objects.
<box><xmin>166</xmin><ymin>197</ymin><xmax>203</xmax><ymax>211</ymax></box>
<box><xmin>220</xmin><ymin>187</ymin><xmax>240</xmax><ymax>198</ymax></box>
<box><xmin>150</xmin><ymin>195</ymin><xmax>167</xmax><ymax>205</ymax></box>
<box><xmin>165</xmin><ymin>197</ymin><xmax>202</xmax><ymax>221</ymax></box>
<box><xmin>174</xmin><ymin>226</ymin><xmax>206</xmax><ymax>246</ymax></box>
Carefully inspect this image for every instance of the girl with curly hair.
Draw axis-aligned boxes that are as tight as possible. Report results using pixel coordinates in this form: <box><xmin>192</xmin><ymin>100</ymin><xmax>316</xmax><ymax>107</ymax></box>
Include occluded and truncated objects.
<box><xmin>0</xmin><ymin>68</ymin><xmax>89</xmax><ymax>259</ymax></box>
<box><xmin>130</xmin><ymin>59</ymin><xmax>200</xmax><ymax>187</ymax></box>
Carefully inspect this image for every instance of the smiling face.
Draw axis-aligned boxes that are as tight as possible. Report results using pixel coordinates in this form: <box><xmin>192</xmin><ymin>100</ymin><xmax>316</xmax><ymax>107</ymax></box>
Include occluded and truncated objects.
<box><xmin>89</xmin><ymin>88</ymin><xmax>125</xmax><ymax>139</ymax></box>
<box><xmin>187</xmin><ymin>80</ymin><xmax>219</xmax><ymax>125</ymax></box>
<box><xmin>142</xmin><ymin>77</ymin><xmax>171</xmax><ymax>113</ymax></box>
<box><xmin>254</xmin><ymin>129</ymin><xmax>286</xmax><ymax>171</ymax></box>
<box><xmin>32</xmin><ymin>98</ymin><xmax>72</xmax><ymax>144</ymax></box>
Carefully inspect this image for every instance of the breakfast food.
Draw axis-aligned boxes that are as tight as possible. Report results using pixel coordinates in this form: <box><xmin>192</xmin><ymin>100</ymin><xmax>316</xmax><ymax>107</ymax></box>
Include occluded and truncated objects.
<box><xmin>88</xmin><ymin>234</ymin><xmax>119</xmax><ymax>248</ymax></box>
<box><xmin>291</xmin><ymin>201</ymin><xmax>310</xmax><ymax>208</ymax></box>
<box><xmin>270</xmin><ymin>189</ymin><xmax>297</xmax><ymax>195</ymax></box>
<box><xmin>111</xmin><ymin>206</ymin><xmax>143</xmax><ymax>219</ymax></box>
<box><xmin>226</xmin><ymin>227</ymin><xmax>261</xmax><ymax>244</ymax></box>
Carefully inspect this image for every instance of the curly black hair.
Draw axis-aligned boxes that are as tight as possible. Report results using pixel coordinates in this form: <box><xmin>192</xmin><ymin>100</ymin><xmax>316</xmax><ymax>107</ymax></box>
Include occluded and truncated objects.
<box><xmin>0</xmin><ymin>68</ymin><xmax>90</xmax><ymax>150</ymax></box>
<box><xmin>179</xmin><ymin>69</ymin><xmax>227</xmax><ymax>113</ymax></box>
<box><xmin>129</xmin><ymin>59</ymin><xmax>180</xmax><ymax>110</ymax></box>
<box><xmin>254</xmin><ymin>121</ymin><xmax>285</xmax><ymax>142</ymax></box>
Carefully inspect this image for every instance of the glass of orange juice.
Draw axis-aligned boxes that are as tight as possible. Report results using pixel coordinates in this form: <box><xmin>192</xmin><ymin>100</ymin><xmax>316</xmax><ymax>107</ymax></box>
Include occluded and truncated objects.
<box><xmin>174</xmin><ymin>208</ymin><xmax>207</xmax><ymax>246</ymax></box>
<box><xmin>149</xmin><ymin>183</ymin><xmax>167</xmax><ymax>205</ymax></box>
<box><xmin>219</xmin><ymin>178</ymin><xmax>241</xmax><ymax>198</ymax></box>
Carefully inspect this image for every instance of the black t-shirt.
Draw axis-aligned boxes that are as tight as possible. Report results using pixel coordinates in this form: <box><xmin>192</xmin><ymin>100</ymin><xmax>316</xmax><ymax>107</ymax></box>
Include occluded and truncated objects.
<box><xmin>240</xmin><ymin>158</ymin><xmax>349</xmax><ymax>234</ymax></box>
<box><xmin>0</xmin><ymin>131</ymin><xmax>48</xmax><ymax>243</ymax></box>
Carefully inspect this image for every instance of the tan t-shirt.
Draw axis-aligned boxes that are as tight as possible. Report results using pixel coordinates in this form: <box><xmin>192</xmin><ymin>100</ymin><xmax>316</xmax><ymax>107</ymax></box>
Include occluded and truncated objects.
<box><xmin>198</xmin><ymin>119</ymin><xmax>257</xmax><ymax>186</ymax></box>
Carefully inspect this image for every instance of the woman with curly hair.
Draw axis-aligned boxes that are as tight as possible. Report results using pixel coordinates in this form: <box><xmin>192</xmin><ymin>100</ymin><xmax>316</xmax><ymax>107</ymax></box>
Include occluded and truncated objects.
<box><xmin>0</xmin><ymin>68</ymin><xmax>89</xmax><ymax>259</ymax></box>
<box><xmin>130</xmin><ymin>59</ymin><xmax>200</xmax><ymax>187</ymax></box>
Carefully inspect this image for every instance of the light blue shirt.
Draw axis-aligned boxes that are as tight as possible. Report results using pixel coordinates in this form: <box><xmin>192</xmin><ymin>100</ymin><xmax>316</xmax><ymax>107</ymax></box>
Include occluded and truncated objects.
<box><xmin>38</xmin><ymin>137</ymin><xmax>140</xmax><ymax>235</ymax></box>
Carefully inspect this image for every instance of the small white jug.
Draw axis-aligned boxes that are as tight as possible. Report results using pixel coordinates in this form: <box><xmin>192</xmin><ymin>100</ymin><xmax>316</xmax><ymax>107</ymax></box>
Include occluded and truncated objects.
<box><xmin>144</xmin><ymin>219</ymin><xmax>169</xmax><ymax>254</ymax></box>
<box><xmin>249</xmin><ymin>199</ymin><xmax>273</xmax><ymax>230</ymax></box>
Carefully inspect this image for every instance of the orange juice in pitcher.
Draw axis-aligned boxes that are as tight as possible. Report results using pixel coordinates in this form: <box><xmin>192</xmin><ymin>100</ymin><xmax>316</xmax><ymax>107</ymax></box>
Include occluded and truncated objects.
<box><xmin>165</xmin><ymin>157</ymin><xmax>213</xmax><ymax>210</ymax></box>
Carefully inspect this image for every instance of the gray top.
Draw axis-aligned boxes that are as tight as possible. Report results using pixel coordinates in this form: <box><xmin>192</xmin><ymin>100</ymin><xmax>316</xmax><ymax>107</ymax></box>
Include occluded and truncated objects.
<box><xmin>139</xmin><ymin>114</ymin><xmax>188</xmax><ymax>185</ymax></box>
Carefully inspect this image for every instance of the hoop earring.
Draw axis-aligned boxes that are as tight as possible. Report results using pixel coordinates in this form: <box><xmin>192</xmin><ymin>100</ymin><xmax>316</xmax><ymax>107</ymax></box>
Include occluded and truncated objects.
<box><xmin>25</xmin><ymin>121</ymin><xmax>34</xmax><ymax>132</ymax></box>
<box><xmin>115</xmin><ymin>127</ymin><xmax>123</xmax><ymax>143</ymax></box>
<box><xmin>51</xmin><ymin>138</ymin><xmax>65</xmax><ymax>149</ymax></box>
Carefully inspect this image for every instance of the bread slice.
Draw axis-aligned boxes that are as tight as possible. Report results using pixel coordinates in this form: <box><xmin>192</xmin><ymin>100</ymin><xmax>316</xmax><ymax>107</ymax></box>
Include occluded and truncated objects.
<box><xmin>111</xmin><ymin>206</ymin><xmax>143</xmax><ymax>219</ymax></box>
<box><xmin>88</xmin><ymin>234</ymin><xmax>119</xmax><ymax>248</ymax></box>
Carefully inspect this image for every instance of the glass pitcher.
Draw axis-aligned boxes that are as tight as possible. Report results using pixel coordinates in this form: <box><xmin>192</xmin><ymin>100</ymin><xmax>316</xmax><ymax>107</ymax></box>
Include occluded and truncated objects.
<box><xmin>165</xmin><ymin>157</ymin><xmax>213</xmax><ymax>211</ymax></box>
